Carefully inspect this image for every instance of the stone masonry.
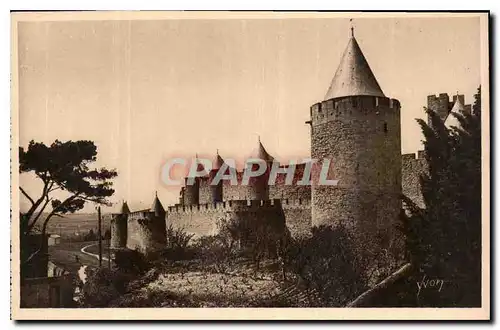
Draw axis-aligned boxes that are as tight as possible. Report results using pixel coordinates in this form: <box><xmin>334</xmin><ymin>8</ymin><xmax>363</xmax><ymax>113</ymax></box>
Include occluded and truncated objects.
<box><xmin>110</xmin><ymin>30</ymin><xmax>460</xmax><ymax>272</ymax></box>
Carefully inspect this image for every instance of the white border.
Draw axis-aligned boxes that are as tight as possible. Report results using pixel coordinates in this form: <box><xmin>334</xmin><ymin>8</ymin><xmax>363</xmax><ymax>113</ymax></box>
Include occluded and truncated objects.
<box><xmin>5</xmin><ymin>6</ymin><xmax>494</xmax><ymax>325</ymax></box>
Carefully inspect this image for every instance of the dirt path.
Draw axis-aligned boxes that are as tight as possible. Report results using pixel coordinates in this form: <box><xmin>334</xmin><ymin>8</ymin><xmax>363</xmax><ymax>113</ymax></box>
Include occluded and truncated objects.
<box><xmin>48</xmin><ymin>241</ymin><xmax>105</xmax><ymax>274</ymax></box>
<box><xmin>80</xmin><ymin>243</ymin><xmax>109</xmax><ymax>261</ymax></box>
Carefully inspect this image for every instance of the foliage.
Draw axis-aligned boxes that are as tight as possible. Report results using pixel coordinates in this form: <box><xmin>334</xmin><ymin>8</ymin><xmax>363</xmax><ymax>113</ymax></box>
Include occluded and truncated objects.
<box><xmin>19</xmin><ymin>140</ymin><xmax>117</xmax><ymax>265</ymax></box>
<box><xmin>160</xmin><ymin>224</ymin><xmax>195</xmax><ymax>260</ymax></box>
<box><xmin>113</xmin><ymin>249</ymin><xmax>151</xmax><ymax>275</ymax></box>
<box><xmin>165</xmin><ymin>224</ymin><xmax>194</xmax><ymax>250</ymax></box>
<box><xmin>83</xmin><ymin>229</ymin><xmax>97</xmax><ymax>241</ymax></box>
<box><xmin>191</xmin><ymin>235</ymin><xmax>238</xmax><ymax>273</ymax></box>
<box><xmin>401</xmin><ymin>86</ymin><xmax>482</xmax><ymax>306</ymax></box>
<box><xmin>80</xmin><ymin>267</ymin><xmax>132</xmax><ymax>307</ymax></box>
<box><xmin>286</xmin><ymin>225</ymin><xmax>369</xmax><ymax>306</ymax></box>
<box><xmin>216</xmin><ymin>211</ymin><xmax>287</xmax><ymax>270</ymax></box>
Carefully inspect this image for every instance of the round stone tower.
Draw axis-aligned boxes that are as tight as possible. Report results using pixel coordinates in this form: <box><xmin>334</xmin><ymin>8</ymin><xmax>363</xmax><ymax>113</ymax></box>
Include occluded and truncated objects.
<box><xmin>209</xmin><ymin>151</ymin><xmax>224</xmax><ymax>202</ymax></box>
<box><xmin>246</xmin><ymin>137</ymin><xmax>274</xmax><ymax>200</ymax></box>
<box><xmin>182</xmin><ymin>155</ymin><xmax>203</xmax><ymax>205</ymax></box>
<box><xmin>309</xmin><ymin>30</ymin><xmax>402</xmax><ymax>263</ymax></box>
<box><xmin>110</xmin><ymin>201</ymin><xmax>130</xmax><ymax>249</ymax></box>
<box><xmin>182</xmin><ymin>177</ymin><xmax>199</xmax><ymax>205</ymax></box>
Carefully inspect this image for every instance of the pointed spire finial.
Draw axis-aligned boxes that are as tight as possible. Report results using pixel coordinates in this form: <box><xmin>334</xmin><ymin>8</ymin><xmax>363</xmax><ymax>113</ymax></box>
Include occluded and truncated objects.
<box><xmin>350</xmin><ymin>19</ymin><xmax>354</xmax><ymax>37</ymax></box>
<box><xmin>216</xmin><ymin>148</ymin><xmax>219</xmax><ymax>155</ymax></box>
<box><xmin>155</xmin><ymin>190</ymin><xmax>158</xmax><ymax>197</ymax></box>
<box><xmin>323</xmin><ymin>21</ymin><xmax>385</xmax><ymax>100</ymax></box>
<box><xmin>258</xmin><ymin>135</ymin><xmax>261</xmax><ymax>143</ymax></box>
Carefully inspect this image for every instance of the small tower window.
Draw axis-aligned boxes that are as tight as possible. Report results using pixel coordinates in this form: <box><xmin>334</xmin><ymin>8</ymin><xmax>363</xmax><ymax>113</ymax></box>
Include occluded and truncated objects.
<box><xmin>383</xmin><ymin>122</ymin><xmax>388</xmax><ymax>133</ymax></box>
<box><xmin>352</xmin><ymin>98</ymin><xmax>358</xmax><ymax>108</ymax></box>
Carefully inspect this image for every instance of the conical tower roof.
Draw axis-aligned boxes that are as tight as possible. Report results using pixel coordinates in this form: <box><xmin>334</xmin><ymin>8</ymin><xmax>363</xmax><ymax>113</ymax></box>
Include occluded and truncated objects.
<box><xmin>445</xmin><ymin>97</ymin><xmax>465</xmax><ymax>129</ymax></box>
<box><xmin>120</xmin><ymin>201</ymin><xmax>131</xmax><ymax>214</ymax></box>
<box><xmin>188</xmin><ymin>154</ymin><xmax>209</xmax><ymax>177</ymax></box>
<box><xmin>324</xmin><ymin>30</ymin><xmax>385</xmax><ymax>100</ymax></box>
<box><xmin>250</xmin><ymin>137</ymin><xmax>274</xmax><ymax>163</ymax></box>
<box><xmin>214</xmin><ymin>150</ymin><xmax>225</xmax><ymax>170</ymax></box>
<box><xmin>150</xmin><ymin>192</ymin><xmax>165</xmax><ymax>216</ymax></box>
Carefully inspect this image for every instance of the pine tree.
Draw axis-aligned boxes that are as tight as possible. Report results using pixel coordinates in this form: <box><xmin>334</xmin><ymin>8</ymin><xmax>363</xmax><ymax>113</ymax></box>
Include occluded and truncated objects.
<box><xmin>402</xmin><ymin>86</ymin><xmax>482</xmax><ymax>306</ymax></box>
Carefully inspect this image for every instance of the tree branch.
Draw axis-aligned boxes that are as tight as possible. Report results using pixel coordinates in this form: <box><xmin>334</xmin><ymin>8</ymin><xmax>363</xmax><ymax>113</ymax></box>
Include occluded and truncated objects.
<box><xmin>23</xmin><ymin>193</ymin><xmax>82</xmax><ymax>265</ymax></box>
<box><xmin>47</xmin><ymin>185</ymin><xmax>60</xmax><ymax>193</ymax></box>
<box><xmin>21</xmin><ymin>248</ymin><xmax>44</xmax><ymax>266</ymax></box>
<box><xmin>41</xmin><ymin>193</ymin><xmax>81</xmax><ymax>235</ymax></box>
<box><xmin>25</xmin><ymin>195</ymin><xmax>51</xmax><ymax>235</ymax></box>
<box><xmin>23</xmin><ymin>180</ymin><xmax>50</xmax><ymax>223</ymax></box>
<box><xmin>19</xmin><ymin>187</ymin><xmax>35</xmax><ymax>206</ymax></box>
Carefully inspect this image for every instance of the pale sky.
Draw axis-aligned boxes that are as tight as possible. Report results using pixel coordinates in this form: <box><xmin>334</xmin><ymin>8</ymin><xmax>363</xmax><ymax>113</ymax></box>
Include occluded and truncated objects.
<box><xmin>17</xmin><ymin>15</ymin><xmax>482</xmax><ymax>212</ymax></box>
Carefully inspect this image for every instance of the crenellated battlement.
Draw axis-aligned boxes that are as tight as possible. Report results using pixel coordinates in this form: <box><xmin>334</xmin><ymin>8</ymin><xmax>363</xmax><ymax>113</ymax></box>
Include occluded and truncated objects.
<box><xmin>427</xmin><ymin>93</ymin><xmax>450</xmax><ymax>102</ymax></box>
<box><xmin>310</xmin><ymin>95</ymin><xmax>400</xmax><ymax>125</ymax></box>
<box><xmin>166</xmin><ymin>198</ymin><xmax>311</xmax><ymax>216</ymax></box>
<box><xmin>279</xmin><ymin>198</ymin><xmax>311</xmax><ymax>208</ymax></box>
<box><xmin>166</xmin><ymin>198</ymin><xmax>288</xmax><ymax>214</ymax></box>
<box><xmin>128</xmin><ymin>210</ymin><xmax>159</xmax><ymax>222</ymax></box>
<box><xmin>401</xmin><ymin>150</ymin><xmax>427</xmax><ymax>165</ymax></box>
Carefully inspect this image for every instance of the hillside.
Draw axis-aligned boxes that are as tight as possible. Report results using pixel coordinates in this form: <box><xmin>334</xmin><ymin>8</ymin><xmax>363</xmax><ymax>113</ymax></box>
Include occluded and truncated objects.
<box><xmin>33</xmin><ymin>213</ymin><xmax>112</xmax><ymax>237</ymax></box>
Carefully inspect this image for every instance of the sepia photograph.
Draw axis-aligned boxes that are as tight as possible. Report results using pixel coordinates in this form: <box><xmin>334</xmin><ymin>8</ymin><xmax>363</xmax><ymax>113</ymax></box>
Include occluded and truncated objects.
<box><xmin>10</xmin><ymin>11</ymin><xmax>490</xmax><ymax>320</ymax></box>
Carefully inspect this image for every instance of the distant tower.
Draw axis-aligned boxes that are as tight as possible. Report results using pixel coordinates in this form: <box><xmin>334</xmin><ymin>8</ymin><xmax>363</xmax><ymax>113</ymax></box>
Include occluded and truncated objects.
<box><xmin>110</xmin><ymin>201</ymin><xmax>130</xmax><ymax>249</ymax></box>
<box><xmin>427</xmin><ymin>92</ymin><xmax>471</xmax><ymax>127</ymax></box>
<box><xmin>150</xmin><ymin>192</ymin><xmax>167</xmax><ymax>251</ymax></box>
<box><xmin>247</xmin><ymin>137</ymin><xmax>275</xmax><ymax>200</ymax></box>
<box><xmin>444</xmin><ymin>96</ymin><xmax>466</xmax><ymax>129</ymax></box>
<box><xmin>209</xmin><ymin>150</ymin><xmax>224</xmax><ymax>203</ymax></box>
<box><xmin>182</xmin><ymin>155</ymin><xmax>203</xmax><ymax>205</ymax></box>
<box><xmin>151</xmin><ymin>191</ymin><xmax>166</xmax><ymax>218</ymax></box>
<box><xmin>309</xmin><ymin>29</ymin><xmax>402</xmax><ymax>262</ymax></box>
<box><xmin>126</xmin><ymin>193</ymin><xmax>167</xmax><ymax>254</ymax></box>
<box><xmin>427</xmin><ymin>93</ymin><xmax>451</xmax><ymax>124</ymax></box>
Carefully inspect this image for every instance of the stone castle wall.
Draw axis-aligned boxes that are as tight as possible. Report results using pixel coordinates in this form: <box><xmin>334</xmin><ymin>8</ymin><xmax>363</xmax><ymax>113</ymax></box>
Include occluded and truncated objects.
<box><xmin>199</xmin><ymin>175</ymin><xmax>223</xmax><ymax>204</ymax></box>
<box><xmin>427</xmin><ymin>93</ymin><xmax>452</xmax><ymax>123</ymax></box>
<box><xmin>126</xmin><ymin>211</ymin><xmax>166</xmax><ymax>254</ymax></box>
<box><xmin>309</xmin><ymin>95</ymin><xmax>404</xmax><ymax>275</ymax></box>
<box><xmin>167</xmin><ymin>198</ymin><xmax>311</xmax><ymax>239</ymax></box>
<box><xmin>281</xmin><ymin>198</ymin><xmax>312</xmax><ymax>238</ymax></box>
<box><xmin>310</xmin><ymin>96</ymin><xmax>402</xmax><ymax>227</ymax></box>
<box><xmin>222</xmin><ymin>181</ymin><xmax>255</xmax><ymax>201</ymax></box>
<box><xmin>427</xmin><ymin>93</ymin><xmax>471</xmax><ymax>124</ymax></box>
<box><xmin>269</xmin><ymin>182</ymin><xmax>311</xmax><ymax>201</ymax></box>
<box><xmin>110</xmin><ymin>214</ymin><xmax>127</xmax><ymax>249</ymax></box>
<box><xmin>183</xmin><ymin>178</ymin><xmax>200</xmax><ymax>205</ymax></box>
<box><xmin>402</xmin><ymin>150</ymin><xmax>428</xmax><ymax>209</ymax></box>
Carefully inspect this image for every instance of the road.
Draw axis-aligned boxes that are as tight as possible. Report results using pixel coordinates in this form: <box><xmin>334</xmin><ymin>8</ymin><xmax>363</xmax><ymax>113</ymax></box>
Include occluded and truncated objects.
<box><xmin>80</xmin><ymin>243</ymin><xmax>109</xmax><ymax>261</ymax></box>
<box><xmin>48</xmin><ymin>240</ymin><xmax>110</xmax><ymax>274</ymax></box>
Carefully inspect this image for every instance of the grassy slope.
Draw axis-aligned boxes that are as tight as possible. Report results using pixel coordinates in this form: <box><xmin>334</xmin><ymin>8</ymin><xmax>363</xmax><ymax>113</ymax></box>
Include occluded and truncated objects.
<box><xmin>109</xmin><ymin>260</ymin><xmax>321</xmax><ymax>308</ymax></box>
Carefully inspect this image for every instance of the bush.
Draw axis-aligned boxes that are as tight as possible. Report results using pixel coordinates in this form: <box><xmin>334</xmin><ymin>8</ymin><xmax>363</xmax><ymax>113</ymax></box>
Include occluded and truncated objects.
<box><xmin>192</xmin><ymin>235</ymin><xmax>237</xmax><ymax>273</ymax></box>
<box><xmin>165</xmin><ymin>224</ymin><xmax>194</xmax><ymax>250</ymax></box>
<box><xmin>84</xmin><ymin>229</ymin><xmax>98</xmax><ymax>241</ymax></box>
<box><xmin>286</xmin><ymin>225</ymin><xmax>369</xmax><ymax>306</ymax></box>
<box><xmin>159</xmin><ymin>225</ymin><xmax>195</xmax><ymax>261</ymax></box>
<box><xmin>80</xmin><ymin>267</ymin><xmax>133</xmax><ymax>307</ymax></box>
<box><xmin>113</xmin><ymin>249</ymin><xmax>151</xmax><ymax>275</ymax></box>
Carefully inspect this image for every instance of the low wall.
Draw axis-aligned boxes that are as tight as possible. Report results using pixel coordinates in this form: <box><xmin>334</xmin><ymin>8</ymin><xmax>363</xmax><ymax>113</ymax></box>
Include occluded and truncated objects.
<box><xmin>167</xmin><ymin>199</ymin><xmax>311</xmax><ymax>240</ymax></box>
<box><xmin>20</xmin><ymin>274</ymin><xmax>75</xmax><ymax>308</ymax></box>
